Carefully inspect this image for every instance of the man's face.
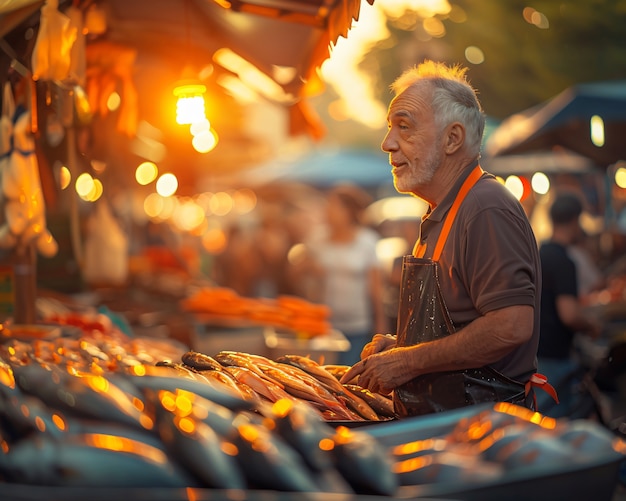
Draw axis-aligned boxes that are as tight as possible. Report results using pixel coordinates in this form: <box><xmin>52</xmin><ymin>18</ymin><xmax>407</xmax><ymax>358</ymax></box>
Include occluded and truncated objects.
<box><xmin>381</xmin><ymin>85</ymin><xmax>443</xmax><ymax>196</ymax></box>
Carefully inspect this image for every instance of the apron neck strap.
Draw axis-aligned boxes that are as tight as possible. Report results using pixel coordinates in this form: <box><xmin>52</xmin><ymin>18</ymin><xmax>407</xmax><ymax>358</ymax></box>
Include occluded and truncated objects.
<box><xmin>414</xmin><ymin>164</ymin><xmax>484</xmax><ymax>260</ymax></box>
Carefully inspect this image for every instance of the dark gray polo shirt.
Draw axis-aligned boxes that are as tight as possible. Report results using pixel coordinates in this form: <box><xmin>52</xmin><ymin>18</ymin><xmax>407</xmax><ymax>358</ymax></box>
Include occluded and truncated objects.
<box><xmin>417</xmin><ymin>164</ymin><xmax>541</xmax><ymax>382</ymax></box>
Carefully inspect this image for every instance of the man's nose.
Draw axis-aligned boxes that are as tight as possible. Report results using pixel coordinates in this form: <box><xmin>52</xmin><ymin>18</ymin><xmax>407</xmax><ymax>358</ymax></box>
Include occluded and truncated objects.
<box><xmin>381</xmin><ymin>131</ymin><xmax>395</xmax><ymax>152</ymax></box>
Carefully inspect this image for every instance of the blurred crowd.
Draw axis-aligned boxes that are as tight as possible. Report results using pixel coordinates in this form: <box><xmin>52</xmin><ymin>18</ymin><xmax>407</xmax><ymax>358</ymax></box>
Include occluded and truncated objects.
<box><xmin>128</xmin><ymin>175</ymin><xmax>626</xmax><ymax>340</ymax></box>
<box><xmin>21</xmin><ymin>166</ymin><xmax>626</xmax><ymax>421</ymax></box>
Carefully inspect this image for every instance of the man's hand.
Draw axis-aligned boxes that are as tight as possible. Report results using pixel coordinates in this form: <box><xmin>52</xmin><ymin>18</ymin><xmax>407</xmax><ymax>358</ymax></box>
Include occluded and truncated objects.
<box><xmin>360</xmin><ymin>333</ymin><xmax>396</xmax><ymax>358</ymax></box>
<box><xmin>339</xmin><ymin>346</ymin><xmax>414</xmax><ymax>395</ymax></box>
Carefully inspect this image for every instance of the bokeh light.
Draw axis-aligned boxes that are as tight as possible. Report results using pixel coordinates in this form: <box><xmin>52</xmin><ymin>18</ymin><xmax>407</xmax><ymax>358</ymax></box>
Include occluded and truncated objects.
<box><xmin>590</xmin><ymin>115</ymin><xmax>605</xmax><ymax>147</ymax></box>
<box><xmin>504</xmin><ymin>175</ymin><xmax>524</xmax><ymax>201</ymax></box>
<box><xmin>87</xmin><ymin>178</ymin><xmax>104</xmax><ymax>202</ymax></box>
<box><xmin>156</xmin><ymin>173</ymin><xmax>178</xmax><ymax>197</ymax></box>
<box><xmin>135</xmin><ymin>161</ymin><xmax>159</xmax><ymax>185</ymax></box>
<box><xmin>144</xmin><ymin>193</ymin><xmax>164</xmax><ymax>218</ymax></box>
<box><xmin>59</xmin><ymin>165</ymin><xmax>71</xmax><ymax>189</ymax></box>
<box><xmin>209</xmin><ymin>191</ymin><xmax>233</xmax><ymax>216</ymax></box>
<box><xmin>75</xmin><ymin>173</ymin><xmax>95</xmax><ymax>198</ymax></box>
<box><xmin>201</xmin><ymin>225</ymin><xmax>228</xmax><ymax>254</ymax></box>
<box><xmin>107</xmin><ymin>91</ymin><xmax>121</xmax><ymax>112</ymax></box>
<box><xmin>615</xmin><ymin>166</ymin><xmax>626</xmax><ymax>189</ymax></box>
<box><xmin>232</xmin><ymin>188</ymin><xmax>257</xmax><ymax>214</ymax></box>
<box><xmin>190</xmin><ymin>118</ymin><xmax>211</xmax><ymax>136</ymax></box>
<box><xmin>173</xmin><ymin>199</ymin><xmax>206</xmax><ymax>232</ymax></box>
<box><xmin>465</xmin><ymin>46</ymin><xmax>485</xmax><ymax>64</ymax></box>
<box><xmin>191</xmin><ymin>129</ymin><xmax>218</xmax><ymax>153</ymax></box>
<box><xmin>531</xmin><ymin>172</ymin><xmax>550</xmax><ymax>195</ymax></box>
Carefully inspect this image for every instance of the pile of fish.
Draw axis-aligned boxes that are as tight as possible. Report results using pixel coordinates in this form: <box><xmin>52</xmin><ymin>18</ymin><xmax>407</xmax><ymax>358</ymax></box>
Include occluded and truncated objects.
<box><xmin>372</xmin><ymin>402</ymin><xmax>626</xmax><ymax>499</ymax></box>
<box><xmin>179</xmin><ymin>350</ymin><xmax>396</xmax><ymax>422</ymax></box>
<box><xmin>0</xmin><ymin>331</ymin><xmax>399</xmax><ymax>494</ymax></box>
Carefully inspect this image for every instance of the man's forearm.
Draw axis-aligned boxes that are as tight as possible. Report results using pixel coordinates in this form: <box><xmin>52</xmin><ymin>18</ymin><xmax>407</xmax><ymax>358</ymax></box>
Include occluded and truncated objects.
<box><xmin>403</xmin><ymin>305</ymin><xmax>534</xmax><ymax>376</ymax></box>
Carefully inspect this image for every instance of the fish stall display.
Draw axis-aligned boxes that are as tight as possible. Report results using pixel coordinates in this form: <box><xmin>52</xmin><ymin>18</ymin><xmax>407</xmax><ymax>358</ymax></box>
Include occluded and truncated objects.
<box><xmin>1</xmin><ymin>321</ymin><xmax>625</xmax><ymax>501</ymax></box>
<box><xmin>0</xmin><ymin>323</ymin><xmax>400</xmax><ymax>498</ymax></box>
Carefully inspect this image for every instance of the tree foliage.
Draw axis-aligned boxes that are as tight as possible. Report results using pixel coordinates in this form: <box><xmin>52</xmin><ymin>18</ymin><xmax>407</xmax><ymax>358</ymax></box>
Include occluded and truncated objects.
<box><xmin>366</xmin><ymin>0</ymin><xmax>626</xmax><ymax>119</ymax></box>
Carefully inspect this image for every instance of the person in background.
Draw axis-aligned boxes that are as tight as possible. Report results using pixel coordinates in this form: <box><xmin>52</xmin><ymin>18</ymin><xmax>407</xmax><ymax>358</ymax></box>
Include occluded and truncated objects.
<box><xmin>341</xmin><ymin>60</ymin><xmax>548</xmax><ymax>417</ymax></box>
<box><xmin>537</xmin><ymin>192</ymin><xmax>602</xmax><ymax>417</ymax></box>
<box><xmin>296</xmin><ymin>183</ymin><xmax>386</xmax><ymax>365</ymax></box>
<box><xmin>567</xmin><ymin>231</ymin><xmax>605</xmax><ymax>297</ymax></box>
<box><xmin>252</xmin><ymin>202</ymin><xmax>296</xmax><ymax>298</ymax></box>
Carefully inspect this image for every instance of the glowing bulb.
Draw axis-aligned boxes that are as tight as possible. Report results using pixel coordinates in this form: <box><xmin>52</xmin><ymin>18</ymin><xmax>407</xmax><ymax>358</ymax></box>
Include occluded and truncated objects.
<box><xmin>174</xmin><ymin>84</ymin><xmax>207</xmax><ymax>125</ymax></box>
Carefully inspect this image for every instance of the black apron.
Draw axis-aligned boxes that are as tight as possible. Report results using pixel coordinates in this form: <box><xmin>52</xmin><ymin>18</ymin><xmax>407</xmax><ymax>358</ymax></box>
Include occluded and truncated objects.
<box><xmin>393</xmin><ymin>166</ymin><xmax>536</xmax><ymax>417</ymax></box>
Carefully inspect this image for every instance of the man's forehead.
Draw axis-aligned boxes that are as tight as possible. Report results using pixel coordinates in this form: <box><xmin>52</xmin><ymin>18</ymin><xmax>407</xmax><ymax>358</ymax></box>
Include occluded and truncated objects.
<box><xmin>388</xmin><ymin>88</ymin><xmax>427</xmax><ymax>120</ymax></box>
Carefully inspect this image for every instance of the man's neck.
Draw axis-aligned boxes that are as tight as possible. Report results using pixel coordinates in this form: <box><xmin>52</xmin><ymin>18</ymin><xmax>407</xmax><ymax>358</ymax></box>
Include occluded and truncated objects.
<box><xmin>425</xmin><ymin>156</ymin><xmax>479</xmax><ymax>208</ymax></box>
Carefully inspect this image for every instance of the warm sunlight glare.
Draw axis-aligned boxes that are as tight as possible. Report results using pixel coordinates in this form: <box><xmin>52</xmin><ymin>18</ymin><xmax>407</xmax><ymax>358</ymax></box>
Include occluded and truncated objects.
<box><xmin>320</xmin><ymin>0</ymin><xmax>452</xmax><ymax>128</ymax></box>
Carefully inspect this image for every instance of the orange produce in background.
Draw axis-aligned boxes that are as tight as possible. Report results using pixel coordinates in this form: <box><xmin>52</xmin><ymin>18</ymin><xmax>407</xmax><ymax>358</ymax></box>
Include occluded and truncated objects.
<box><xmin>180</xmin><ymin>288</ymin><xmax>331</xmax><ymax>337</ymax></box>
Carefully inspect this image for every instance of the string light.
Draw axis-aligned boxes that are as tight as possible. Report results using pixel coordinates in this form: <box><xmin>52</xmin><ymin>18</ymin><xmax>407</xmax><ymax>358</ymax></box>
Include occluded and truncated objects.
<box><xmin>173</xmin><ymin>83</ymin><xmax>207</xmax><ymax>125</ymax></box>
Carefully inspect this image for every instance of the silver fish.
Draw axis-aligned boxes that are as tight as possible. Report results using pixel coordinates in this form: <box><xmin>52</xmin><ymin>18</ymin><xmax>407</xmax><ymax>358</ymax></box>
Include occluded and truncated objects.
<box><xmin>197</xmin><ymin>367</ymin><xmax>252</xmax><ymax>400</ymax></box>
<box><xmin>224</xmin><ymin>365</ymin><xmax>295</xmax><ymax>403</ymax></box>
<box><xmin>343</xmin><ymin>384</ymin><xmax>396</xmax><ymax>418</ymax></box>
<box><xmin>277</xmin><ymin>356</ymin><xmax>380</xmax><ymax>421</ymax></box>
<box><xmin>123</xmin><ymin>364</ymin><xmax>253</xmax><ymax>412</ymax></box>
<box><xmin>154</xmin><ymin>389</ymin><xmax>247</xmax><ymax>489</ymax></box>
<box><xmin>181</xmin><ymin>351</ymin><xmax>223</xmax><ymax>371</ymax></box>
<box><xmin>230</xmin><ymin>417</ymin><xmax>322</xmax><ymax>491</ymax></box>
<box><xmin>12</xmin><ymin>362</ymin><xmax>151</xmax><ymax>430</ymax></box>
<box><xmin>0</xmin><ymin>431</ymin><xmax>198</xmax><ymax>487</ymax></box>
<box><xmin>277</xmin><ymin>354</ymin><xmax>347</xmax><ymax>394</ymax></box>
<box><xmin>331</xmin><ymin>425</ymin><xmax>399</xmax><ymax>496</ymax></box>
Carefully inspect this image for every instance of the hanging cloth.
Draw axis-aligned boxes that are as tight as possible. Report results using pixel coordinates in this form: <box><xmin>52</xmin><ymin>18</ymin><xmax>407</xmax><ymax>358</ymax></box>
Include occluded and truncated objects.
<box><xmin>394</xmin><ymin>165</ymin><xmax>556</xmax><ymax>417</ymax></box>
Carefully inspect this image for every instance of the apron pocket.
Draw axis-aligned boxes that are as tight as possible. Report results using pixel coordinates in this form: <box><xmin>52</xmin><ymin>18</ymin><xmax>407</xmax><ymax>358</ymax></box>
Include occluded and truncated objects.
<box><xmin>394</xmin><ymin>366</ymin><xmax>527</xmax><ymax>417</ymax></box>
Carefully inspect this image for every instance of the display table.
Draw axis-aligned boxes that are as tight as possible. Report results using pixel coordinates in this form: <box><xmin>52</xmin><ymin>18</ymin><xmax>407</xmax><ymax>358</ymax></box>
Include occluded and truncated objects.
<box><xmin>191</xmin><ymin>314</ymin><xmax>350</xmax><ymax>364</ymax></box>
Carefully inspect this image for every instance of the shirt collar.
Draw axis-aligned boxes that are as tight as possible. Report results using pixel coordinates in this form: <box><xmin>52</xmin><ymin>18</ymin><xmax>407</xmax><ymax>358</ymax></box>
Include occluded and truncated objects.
<box><xmin>425</xmin><ymin>159</ymin><xmax>480</xmax><ymax>223</ymax></box>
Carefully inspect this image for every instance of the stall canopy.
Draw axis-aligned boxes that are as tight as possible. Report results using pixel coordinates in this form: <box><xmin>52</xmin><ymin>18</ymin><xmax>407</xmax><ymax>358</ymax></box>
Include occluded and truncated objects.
<box><xmin>481</xmin><ymin>149</ymin><xmax>600</xmax><ymax>177</ymax></box>
<box><xmin>0</xmin><ymin>0</ymin><xmax>372</xmax><ymax>105</ymax></box>
<box><xmin>0</xmin><ymin>0</ymin><xmax>374</xmax><ymax>187</ymax></box>
<box><xmin>485</xmin><ymin>80</ymin><xmax>626</xmax><ymax>168</ymax></box>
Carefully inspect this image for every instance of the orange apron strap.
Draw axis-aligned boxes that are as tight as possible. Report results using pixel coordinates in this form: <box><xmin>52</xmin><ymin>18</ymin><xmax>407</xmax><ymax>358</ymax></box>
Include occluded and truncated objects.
<box><xmin>525</xmin><ymin>372</ymin><xmax>560</xmax><ymax>404</ymax></box>
<box><xmin>413</xmin><ymin>165</ymin><xmax>484</xmax><ymax>260</ymax></box>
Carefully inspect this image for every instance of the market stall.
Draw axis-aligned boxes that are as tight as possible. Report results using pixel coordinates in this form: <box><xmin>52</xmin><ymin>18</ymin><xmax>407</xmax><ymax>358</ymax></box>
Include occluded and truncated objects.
<box><xmin>1</xmin><ymin>1</ymin><xmax>626</xmax><ymax>500</ymax></box>
<box><xmin>1</xmin><ymin>319</ymin><xmax>625</xmax><ymax>500</ymax></box>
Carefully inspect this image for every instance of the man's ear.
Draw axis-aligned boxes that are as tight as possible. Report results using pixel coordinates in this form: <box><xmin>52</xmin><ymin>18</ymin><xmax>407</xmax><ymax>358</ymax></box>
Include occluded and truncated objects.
<box><xmin>445</xmin><ymin>122</ymin><xmax>465</xmax><ymax>154</ymax></box>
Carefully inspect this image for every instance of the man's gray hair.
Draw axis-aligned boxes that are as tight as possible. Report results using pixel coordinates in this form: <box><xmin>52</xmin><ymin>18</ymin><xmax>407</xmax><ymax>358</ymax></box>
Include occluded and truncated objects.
<box><xmin>391</xmin><ymin>60</ymin><xmax>486</xmax><ymax>156</ymax></box>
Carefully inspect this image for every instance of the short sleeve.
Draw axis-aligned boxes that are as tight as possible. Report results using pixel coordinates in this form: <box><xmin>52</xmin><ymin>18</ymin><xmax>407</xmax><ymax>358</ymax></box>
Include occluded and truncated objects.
<box><xmin>462</xmin><ymin>207</ymin><xmax>538</xmax><ymax>314</ymax></box>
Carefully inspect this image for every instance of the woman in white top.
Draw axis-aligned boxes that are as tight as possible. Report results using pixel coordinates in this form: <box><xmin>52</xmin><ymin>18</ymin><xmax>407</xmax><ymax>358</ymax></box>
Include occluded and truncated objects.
<box><xmin>301</xmin><ymin>184</ymin><xmax>386</xmax><ymax>365</ymax></box>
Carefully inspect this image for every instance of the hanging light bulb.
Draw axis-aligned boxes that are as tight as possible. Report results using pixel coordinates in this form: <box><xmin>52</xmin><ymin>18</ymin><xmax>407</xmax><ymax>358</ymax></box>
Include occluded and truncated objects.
<box><xmin>174</xmin><ymin>82</ymin><xmax>207</xmax><ymax>125</ymax></box>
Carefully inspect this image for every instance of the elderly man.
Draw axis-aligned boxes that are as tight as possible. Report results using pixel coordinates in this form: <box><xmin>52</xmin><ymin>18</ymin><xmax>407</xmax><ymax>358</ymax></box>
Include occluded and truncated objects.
<box><xmin>341</xmin><ymin>60</ymin><xmax>552</xmax><ymax>416</ymax></box>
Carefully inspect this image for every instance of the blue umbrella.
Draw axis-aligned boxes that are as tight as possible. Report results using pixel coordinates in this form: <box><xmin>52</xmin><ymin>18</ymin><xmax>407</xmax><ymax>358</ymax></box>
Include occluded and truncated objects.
<box><xmin>485</xmin><ymin>80</ymin><xmax>626</xmax><ymax>167</ymax></box>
